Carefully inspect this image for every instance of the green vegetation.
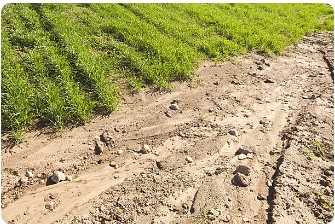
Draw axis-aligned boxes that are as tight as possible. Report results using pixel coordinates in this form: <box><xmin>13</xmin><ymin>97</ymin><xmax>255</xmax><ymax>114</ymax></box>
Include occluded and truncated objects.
<box><xmin>301</xmin><ymin>135</ymin><xmax>330</xmax><ymax>158</ymax></box>
<box><xmin>316</xmin><ymin>193</ymin><xmax>333</xmax><ymax>210</ymax></box>
<box><xmin>1</xmin><ymin>3</ymin><xmax>333</xmax><ymax>140</ymax></box>
<box><xmin>196</xmin><ymin>204</ymin><xmax>208</xmax><ymax>224</ymax></box>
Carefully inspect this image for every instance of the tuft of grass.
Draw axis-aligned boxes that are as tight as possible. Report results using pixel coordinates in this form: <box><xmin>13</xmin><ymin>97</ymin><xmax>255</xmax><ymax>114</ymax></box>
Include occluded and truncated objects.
<box><xmin>301</xmin><ymin>135</ymin><xmax>330</xmax><ymax>158</ymax></box>
<box><xmin>316</xmin><ymin>193</ymin><xmax>333</xmax><ymax>210</ymax></box>
<box><xmin>1</xmin><ymin>3</ymin><xmax>333</xmax><ymax>141</ymax></box>
<box><xmin>196</xmin><ymin>204</ymin><xmax>208</xmax><ymax>224</ymax></box>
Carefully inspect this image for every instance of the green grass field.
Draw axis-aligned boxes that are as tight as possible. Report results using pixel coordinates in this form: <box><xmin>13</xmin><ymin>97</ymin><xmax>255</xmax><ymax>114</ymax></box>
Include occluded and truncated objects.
<box><xmin>1</xmin><ymin>3</ymin><xmax>333</xmax><ymax>140</ymax></box>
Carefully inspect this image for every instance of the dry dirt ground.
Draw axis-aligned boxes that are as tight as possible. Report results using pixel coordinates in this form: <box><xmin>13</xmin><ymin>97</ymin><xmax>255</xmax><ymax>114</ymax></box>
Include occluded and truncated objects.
<box><xmin>1</xmin><ymin>32</ymin><xmax>334</xmax><ymax>224</ymax></box>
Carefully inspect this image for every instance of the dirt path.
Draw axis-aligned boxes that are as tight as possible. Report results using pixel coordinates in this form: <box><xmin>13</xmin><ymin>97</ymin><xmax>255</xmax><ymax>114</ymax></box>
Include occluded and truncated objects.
<box><xmin>1</xmin><ymin>32</ymin><xmax>333</xmax><ymax>224</ymax></box>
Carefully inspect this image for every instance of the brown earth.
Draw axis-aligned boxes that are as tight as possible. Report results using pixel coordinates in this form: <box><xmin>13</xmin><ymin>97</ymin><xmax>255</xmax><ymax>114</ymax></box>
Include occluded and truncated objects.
<box><xmin>1</xmin><ymin>32</ymin><xmax>334</xmax><ymax>224</ymax></box>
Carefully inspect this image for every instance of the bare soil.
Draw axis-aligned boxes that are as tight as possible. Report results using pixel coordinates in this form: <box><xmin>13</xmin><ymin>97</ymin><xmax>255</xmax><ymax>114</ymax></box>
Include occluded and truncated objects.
<box><xmin>1</xmin><ymin>32</ymin><xmax>334</xmax><ymax>224</ymax></box>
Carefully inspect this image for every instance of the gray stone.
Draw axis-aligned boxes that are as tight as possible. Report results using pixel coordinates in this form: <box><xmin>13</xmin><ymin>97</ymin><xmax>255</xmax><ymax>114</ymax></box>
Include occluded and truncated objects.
<box><xmin>50</xmin><ymin>171</ymin><xmax>66</xmax><ymax>183</ymax></box>
<box><xmin>186</xmin><ymin>156</ymin><xmax>194</xmax><ymax>163</ymax></box>
<box><xmin>234</xmin><ymin>165</ymin><xmax>251</xmax><ymax>176</ymax></box>
<box><xmin>25</xmin><ymin>170</ymin><xmax>34</xmax><ymax>178</ymax></box>
<box><xmin>165</xmin><ymin>110</ymin><xmax>172</xmax><ymax>117</ymax></box>
<box><xmin>257</xmin><ymin>194</ymin><xmax>266</xmax><ymax>200</ymax></box>
<box><xmin>140</xmin><ymin>144</ymin><xmax>151</xmax><ymax>154</ymax></box>
<box><xmin>232</xmin><ymin>173</ymin><xmax>250</xmax><ymax>187</ymax></box>
<box><xmin>95</xmin><ymin>143</ymin><xmax>103</xmax><ymax>155</ymax></box>
<box><xmin>264</xmin><ymin>78</ymin><xmax>274</xmax><ymax>83</ymax></box>
<box><xmin>109</xmin><ymin>161</ymin><xmax>117</xmax><ymax>167</ymax></box>
<box><xmin>238</xmin><ymin>154</ymin><xmax>247</xmax><ymax>160</ymax></box>
<box><xmin>169</xmin><ymin>103</ymin><xmax>179</xmax><ymax>110</ymax></box>
<box><xmin>101</xmin><ymin>131</ymin><xmax>114</xmax><ymax>143</ymax></box>
<box><xmin>208</xmin><ymin>209</ymin><xmax>220</xmax><ymax>217</ymax></box>
<box><xmin>228</xmin><ymin>129</ymin><xmax>239</xmax><ymax>136</ymax></box>
<box><xmin>236</xmin><ymin>147</ymin><xmax>252</xmax><ymax>155</ymax></box>
<box><xmin>220</xmin><ymin>214</ymin><xmax>231</xmax><ymax>222</ymax></box>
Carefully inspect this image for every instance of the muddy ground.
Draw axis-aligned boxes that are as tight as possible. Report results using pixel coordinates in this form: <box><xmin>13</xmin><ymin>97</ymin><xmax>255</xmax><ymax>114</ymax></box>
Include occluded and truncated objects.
<box><xmin>1</xmin><ymin>32</ymin><xmax>334</xmax><ymax>224</ymax></box>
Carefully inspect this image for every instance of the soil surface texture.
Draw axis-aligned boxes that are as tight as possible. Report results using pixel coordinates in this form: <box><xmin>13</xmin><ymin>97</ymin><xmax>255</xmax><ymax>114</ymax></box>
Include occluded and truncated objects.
<box><xmin>1</xmin><ymin>32</ymin><xmax>334</xmax><ymax>224</ymax></box>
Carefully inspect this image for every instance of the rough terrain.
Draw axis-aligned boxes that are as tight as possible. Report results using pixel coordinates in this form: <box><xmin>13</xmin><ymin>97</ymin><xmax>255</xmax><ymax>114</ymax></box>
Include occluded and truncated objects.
<box><xmin>1</xmin><ymin>32</ymin><xmax>334</xmax><ymax>224</ymax></box>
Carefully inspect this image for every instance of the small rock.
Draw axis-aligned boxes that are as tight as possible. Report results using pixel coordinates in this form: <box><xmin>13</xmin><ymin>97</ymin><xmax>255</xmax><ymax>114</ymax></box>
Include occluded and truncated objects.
<box><xmin>109</xmin><ymin>161</ymin><xmax>117</xmax><ymax>167</ymax></box>
<box><xmin>171</xmin><ymin>99</ymin><xmax>181</xmax><ymax>104</ymax></box>
<box><xmin>238</xmin><ymin>154</ymin><xmax>247</xmax><ymax>160</ymax></box>
<box><xmin>246</xmin><ymin>153</ymin><xmax>253</xmax><ymax>159</ymax></box>
<box><xmin>208</xmin><ymin>209</ymin><xmax>220</xmax><ymax>217</ymax></box>
<box><xmin>65</xmin><ymin>175</ymin><xmax>72</xmax><ymax>181</ymax></box>
<box><xmin>232</xmin><ymin>173</ymin><xmax>250</xmax><ymax>187</ymax></box>
<box><xmin>94</xmin><ymin>143</ymin><xmax>103</xmax><ymax>155</ymax></box>
<box><xmin>302</xmin><ymin>95</ymin><xmax>309</xmax><ymax>99</ymax></box>
<box><xmin>45</xmin><ymin>202</ymin><xmax>55</xmax><ymax>211</ymax></box>
<box><xmin>17</xmin><ymin>177</ymin><xmax>28</xmax><ymax>186</ymax></box>
<box><xmin>117</xmin><ymin>150</ymin><xmax>123</xmax><ymax>155</ymax></box>
<box><xmin>220</xmin><ymin>214</ymin><xmax>231</xmax><ymax>222</ymax></box>
<box><xmin>320</xmin><ymin>179</ymin><xmax>330</xmax><ymax>187</ymax></box>
<box><xmin>264</xmin><ymin>78</ymin><xmax>274</xmax><ymax>83</ymax></box>
<box><xmin>236</xmin><ymin>147</ymin><xmax>252</xmax><ymax>155</ymax></box>
<box><xmin>208</xmin><ymin>108</ymin><xmax>215</xmax><ymax>113</ymax></box>
<box><xmin>214</xmin><ymin>167</ymin><xmax>224</xmax><ymax>175</ymax></box>
<box><xmin>207</xmin><ymin>214</ymin><xmax>215</xmax><ymax>220</ymax></box>
<box><xmin>267</xmin><ymin>179</ymin><xmax>273</xmax><ymax>187</ymax></box>
<box><xmin>213</xmin><ymin>81</ymin><xmax>219</xmax><ymax>85</ymax></box>
<box><xmin>101</xmin><ymin>131</ymin><xmax>114</xmax><ymax>143</ymax></box>
<box><xmin>165</xmin><ymin>110</ymin><xmax>172</xmax><ymax>117</ymax></box>
<box><xmin>324</xmin><ymin>169</ymin><xmax>333</xmax><ymax>176</ymax></box>
<box><xmin>50</xmin><ymin>171</ymin><xmax>66</xmax><ymax>183</ymax></box>
<box><xmin>228</xmin><ymin>129</ymin><xmax>239</xmax><ymax>136</ymax></box>
<box><xmin>83</xmin><ymin>156</ymin><xmax>88</xmax><ymax>160</ymax></box>
<box><xmin>140</xmin><ymin>144</ymin><xmax>151</xmax><ymax>154</ymax></box>
<box><xmin>182</xmin><ymin>203</ymin><xmax>189</xmax><ymax>209</ymax></box>
<box><xmin>257</xmin><ymin>194</ymin><xmax>266</xmax><ymax>200</ymax></box>
<box><xmin>242</xmin><ymin>217</ymin><xmax>250</xmax><ymax>222</ymax></box>
<box><xmin>170</xmin><ymin>103</ymin><xmax>179</xmax><ymax>110</ymax></box>
<box><xmin>234</xmin><ymin>165</ymin><xmax>251</xmax><ymax>176</ymax></box>
<box><xmin>186</xmin><ymin>156</ymin><xmax>194</xmax><ymax>163</ymax></box>
<box><xmin>25</xmin><ymin>171</ymin><xmax>34</xmax><ymax>178</ymax></box>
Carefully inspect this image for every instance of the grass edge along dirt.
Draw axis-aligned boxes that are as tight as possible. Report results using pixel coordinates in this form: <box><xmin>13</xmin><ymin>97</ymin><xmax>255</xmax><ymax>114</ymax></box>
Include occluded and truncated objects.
<box><xmin>1</xmin><ymin>3</ymin><xmax>333</xmax><ymax>142</ymax></box>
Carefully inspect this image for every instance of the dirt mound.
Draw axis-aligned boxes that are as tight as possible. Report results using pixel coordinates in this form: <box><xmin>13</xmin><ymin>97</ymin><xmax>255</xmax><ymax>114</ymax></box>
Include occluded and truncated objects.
<box><xmin>1</xmin><ymin>32</ymin><xmax>333</xmax><ymax>224</ymax></box>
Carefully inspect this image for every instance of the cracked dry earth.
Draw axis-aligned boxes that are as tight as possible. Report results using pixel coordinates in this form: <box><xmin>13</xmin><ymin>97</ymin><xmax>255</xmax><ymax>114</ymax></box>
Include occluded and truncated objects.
<box><xmin>1</xmin><ymin>32</ymin><xmax>334</xmax><ymax>224</ymax></box>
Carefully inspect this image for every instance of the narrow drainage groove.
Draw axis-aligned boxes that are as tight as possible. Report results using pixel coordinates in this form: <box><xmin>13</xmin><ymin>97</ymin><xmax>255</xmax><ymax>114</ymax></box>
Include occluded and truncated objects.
<box><xmin>266</xmin><ymin>154</ymin><xmax>284</xmax><ymax>224</ymax></box>
<box><xmin>266</xmin><ymin>132</ymin><xmax>292</xmax><ymax>224</ymax></box>
<box><xmin>319</xmin><ymin>50</ymin><xmax>334</xmax><ymax>82</ymax></box>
